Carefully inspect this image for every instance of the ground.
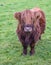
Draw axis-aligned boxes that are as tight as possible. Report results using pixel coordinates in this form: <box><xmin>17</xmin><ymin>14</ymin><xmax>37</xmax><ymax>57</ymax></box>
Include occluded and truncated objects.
<box><xmin>0</xmin><ymin>0</ymin><xmax>51</xmax><ymax>65</ymax></box>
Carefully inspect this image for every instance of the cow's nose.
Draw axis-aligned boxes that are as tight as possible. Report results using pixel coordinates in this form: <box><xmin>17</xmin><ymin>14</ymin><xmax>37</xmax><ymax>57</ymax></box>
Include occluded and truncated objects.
<box><xmin>24</xmin><ymin>24</ymin><xmax>34</xmax><ymax>32</ymax></box>
<box><xmin>24</xmin><ymin>25</ymin><xmax>32</xmax><ymax>32</ymax></box>
<box><xmin>24</xmin><ymin>27</ymin><xmax>32</xmax><ymax>32</ymax></box>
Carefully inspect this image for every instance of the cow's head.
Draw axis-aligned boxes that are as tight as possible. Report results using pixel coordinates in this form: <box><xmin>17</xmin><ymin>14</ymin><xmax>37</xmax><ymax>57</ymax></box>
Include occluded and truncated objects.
<box><xmin>14</xmin><ymin>10</ymin><xmax>41</xmax><ymax>33</ymax></box>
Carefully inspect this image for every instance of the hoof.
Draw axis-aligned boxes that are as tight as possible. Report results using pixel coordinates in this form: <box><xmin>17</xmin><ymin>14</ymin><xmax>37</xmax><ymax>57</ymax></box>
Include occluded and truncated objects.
<box><xmin>21</xmin><ymin>51</ymin><xmax>27</xmax><ymax>56</ymax></box>
<box><xmin>30</xmin><ymin>50</ymin><xmax>35</xmax><ymax>56</ymax></box>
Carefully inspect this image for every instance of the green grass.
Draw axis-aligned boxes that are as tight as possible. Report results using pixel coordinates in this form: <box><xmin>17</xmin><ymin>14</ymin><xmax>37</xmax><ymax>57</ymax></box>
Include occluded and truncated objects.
<box><xmin>0</xmin><ymin>0</ymin><xmax>51</xmax><ymax>65</ymax></box>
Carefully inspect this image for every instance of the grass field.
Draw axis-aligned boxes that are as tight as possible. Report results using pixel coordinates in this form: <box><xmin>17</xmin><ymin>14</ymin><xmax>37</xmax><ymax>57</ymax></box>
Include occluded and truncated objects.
<box><xmin>0</xmin><ymin>0</ymin><xmax>51</xmax><ymax>65</ymax></box>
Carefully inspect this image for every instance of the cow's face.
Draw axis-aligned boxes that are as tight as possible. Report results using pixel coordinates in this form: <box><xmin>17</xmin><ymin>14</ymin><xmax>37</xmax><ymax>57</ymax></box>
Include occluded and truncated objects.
<box><xmin>21</xmin><ymin>10</ymin><xmax>34</xmax><ymax>33</ymax></box>
<box><xmin>14</xmin><ymin>10</ymin><xmax>41</xmax><ymax>33</ymax></box>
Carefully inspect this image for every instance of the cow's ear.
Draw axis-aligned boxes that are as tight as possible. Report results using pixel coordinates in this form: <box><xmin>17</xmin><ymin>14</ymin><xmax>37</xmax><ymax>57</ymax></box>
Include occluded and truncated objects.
<box><xmin>35</xmin><ymin>12</ymin><xmax>41</xmax><ymax>19</ymax></box>
<box><xmin>14</xmin><ymin>12</ymin><xmax>21</xmax><ymax>21</ymax></box>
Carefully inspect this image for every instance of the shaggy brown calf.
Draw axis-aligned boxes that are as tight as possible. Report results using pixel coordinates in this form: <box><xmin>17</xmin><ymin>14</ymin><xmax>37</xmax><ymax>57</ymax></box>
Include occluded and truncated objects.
<box><xmin>14</xmin><ymin>7</ymin><xmax>46</xmax><ymax>55</ymax></box>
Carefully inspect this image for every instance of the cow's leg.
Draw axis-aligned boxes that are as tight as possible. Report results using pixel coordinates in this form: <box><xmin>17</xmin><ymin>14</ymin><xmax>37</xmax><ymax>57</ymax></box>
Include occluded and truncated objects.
<box><xmin>30</xmin><ymin>43</ymin><xmax>35</xmax><ymax>55</ymax></box>
<box><xmin>22</xmin><ymin>44</ymin><xmax>28</xmax><ymax>55</ymax></box>
<box><xmin>39</xmin><ymin>36</ymin><xmax>41</xmax><ymax>40</ymax></box>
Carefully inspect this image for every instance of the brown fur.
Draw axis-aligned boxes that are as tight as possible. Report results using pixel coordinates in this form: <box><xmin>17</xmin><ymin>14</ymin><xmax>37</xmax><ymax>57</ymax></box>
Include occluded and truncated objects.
<box><xmin>14</xmin><ymin>7</ymin><xmax>46</xmax><ymax>55</ymax></box>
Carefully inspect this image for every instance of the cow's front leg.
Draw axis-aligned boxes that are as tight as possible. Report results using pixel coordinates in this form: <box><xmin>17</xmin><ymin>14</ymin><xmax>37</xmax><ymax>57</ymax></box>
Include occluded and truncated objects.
<box><xmin>22</xmin><ymin>44</ymin><xmax>28</xmax><ymax>55</ymax></box>
<box><xmin>30</xmin><ymin>43</ymin><xmax>35</xmax><ymax>55</ymax></box>
<box><xmin>39</xmin><ymin>36</ymin><xmax>41</xmax><ymax>40</ymax></box>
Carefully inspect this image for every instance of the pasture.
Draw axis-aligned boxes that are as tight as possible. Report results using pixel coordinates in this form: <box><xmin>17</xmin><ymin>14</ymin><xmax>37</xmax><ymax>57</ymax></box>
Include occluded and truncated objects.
<box><xmin>0</xmin><ymin>0</ymin><xmax>51</xmax><ymax>65</ymax></box>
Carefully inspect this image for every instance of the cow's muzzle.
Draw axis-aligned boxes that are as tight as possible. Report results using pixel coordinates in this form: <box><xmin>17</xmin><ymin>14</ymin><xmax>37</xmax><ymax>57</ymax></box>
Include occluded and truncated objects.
<box><xmin>24</xmin><ymin>25</ymin><xmax>33</xmax><ymax>32</ymax></box>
